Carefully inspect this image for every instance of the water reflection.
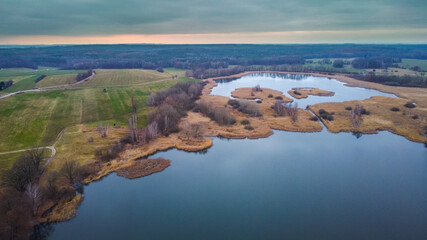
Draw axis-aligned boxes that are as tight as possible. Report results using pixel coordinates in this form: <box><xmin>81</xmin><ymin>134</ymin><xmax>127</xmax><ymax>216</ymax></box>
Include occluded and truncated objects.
<box><xmin>211</xmin><ymin>73</ymin><xmax>395</xmax><ymax>108</ymax></box>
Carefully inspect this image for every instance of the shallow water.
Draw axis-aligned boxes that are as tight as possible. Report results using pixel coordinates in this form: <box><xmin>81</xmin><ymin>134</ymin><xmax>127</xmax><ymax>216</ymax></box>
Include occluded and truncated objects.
<box><xmin>47</xmin><ymin>74</ymin><xmax>426</xmax><ymax>240</ymax></box>
<box><xmin>211</xmin><ymin>73</ymin><xmax>395</xmax><ymax>108</ymax></box>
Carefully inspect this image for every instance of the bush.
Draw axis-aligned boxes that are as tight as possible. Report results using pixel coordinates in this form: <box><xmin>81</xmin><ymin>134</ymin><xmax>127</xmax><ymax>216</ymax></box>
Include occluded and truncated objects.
<box><xmin>268</xmin><ymin>94</ymin><xmax>273</xmax><ymax>98</ymax></box>
<box><xmin>87</xmin><ymin>137</ymin><xmax>94</xmax><ymax>143</ymax></box>
<box><xmin>237</xmin><ymin>100</ymin><xmax>262</xmax><ymax>117</ymax></box>
<box><xmin>404</xmin><ymin>102</ymin><xmax>416</xmax><ymax>108</ymax></box>
<box><xmin>318</xmin><ymin>109</ymin><xmax>334</xmax><ymax>121</ymax></box>
<box><xmin>244</xmin><ymin>125</ymin><xmax>254</xmax><ymax>131</ymax></box>
<box><xmin>210</xmin><ymin>107</ymin><xmax>236</xmax><ymax>126</ymax></box>
<box><xmin>318</xmin><ymin>109</ymin><xmax>327</xmax><ymax>115</ymax></box>
<box><xmin>275</xmin><ymin>96</ymin><xmax>283</xmax><ymax>100</ymax></box>
<box><xmin>195</xmin><ymin>100</ymin><xmax>213</xmax><ymax>115</ymax></box>
<box><xmin>241</xmin><ymin>119</ymin><xmax>250</xmax><ymax>125</ymax></box>
<box><xmin>412</xmin><ymin>115</ymin><xmax>419</xmax><ymax>120</ymax></box>
<box><xmin>309</xmin><ymin>116</ymin><xmax>318</xmax><ymax>121</ymax></box>
<box><xmin>252</xmin><ymin>84</ymin><xmax>262</xmax><ymax>92</ymax></box>
<box><xmin>256</xmin><ymin>99</ymin><xmax>262</xmax><ymax>104</ymax></box>
<box><xmin>345</xmin><ymin>106</ymin><xmax>352</xmax><ymax>111</ymax></box>
<box><xmin>293</xmin><ymin>90</ymin><xmax>302</xmax><ymax>95</ymax></box>
<box><xmin>227</xmin><ymin>99</ymin><xmax>240</xmax><ymax>109</ymax></box>
<box><xmin>94</xmin><ymin>142</ymin><xmax>124</xmax><ymax>162</ymax></box>
<box><xmin>390</xmin><ymin>107</ymin><xmax>400</xmax><ymax>112</ymax></box>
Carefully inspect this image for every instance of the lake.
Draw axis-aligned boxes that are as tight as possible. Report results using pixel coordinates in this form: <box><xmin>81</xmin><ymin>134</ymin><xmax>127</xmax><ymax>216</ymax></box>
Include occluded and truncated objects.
<box><xmin>47</xmin><ymin>74</ymin><xmax>427</xmax><ymax>240</ymax></box>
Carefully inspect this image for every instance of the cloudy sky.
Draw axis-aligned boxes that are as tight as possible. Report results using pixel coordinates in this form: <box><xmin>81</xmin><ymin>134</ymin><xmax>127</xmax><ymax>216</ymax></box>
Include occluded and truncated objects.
<box><xmin>0</xmin><ymin>0</ymin><xmax>426</xmax><ymax>44</ymax></box>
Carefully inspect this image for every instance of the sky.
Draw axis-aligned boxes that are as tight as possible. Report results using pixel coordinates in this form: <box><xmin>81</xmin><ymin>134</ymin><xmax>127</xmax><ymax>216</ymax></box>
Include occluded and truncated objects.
<box><xmin>0</xmin><ymin>0</ymin><xmax>426</xmax><ymax>44</ymax></box>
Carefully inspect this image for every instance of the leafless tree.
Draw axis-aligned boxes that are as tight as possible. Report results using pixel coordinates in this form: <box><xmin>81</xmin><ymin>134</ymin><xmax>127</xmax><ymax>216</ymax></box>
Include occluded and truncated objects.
<box><xmin>98</xmin><ymin>122</ymin><xmax>109</xmax><ymax>138</ymax></box>
<box><xmin>26</xmin><ymin>183</ymin><xmax>42</xmax><ymax>216</ymax></box>
<box><xmin>351</xmin><ymin>104</ymin><xmax>364</xmax><ymax>128</ymax></box>
<box><xmin>60</xmin><ymin>161</ymin><xmax>80</xmax><ymax>185</ymax></box>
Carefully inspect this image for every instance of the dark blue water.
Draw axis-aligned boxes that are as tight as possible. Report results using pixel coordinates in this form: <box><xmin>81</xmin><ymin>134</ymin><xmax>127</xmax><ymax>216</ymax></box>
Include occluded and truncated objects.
<box><xmin>49</xmin><ymin>130</ymin><xmax>427</xmax><ymax>240</ymax></box>
<box><xmin>48</xmin><ymin>74</ymin><xmax>426</xmax><ymax>239</ymax></box>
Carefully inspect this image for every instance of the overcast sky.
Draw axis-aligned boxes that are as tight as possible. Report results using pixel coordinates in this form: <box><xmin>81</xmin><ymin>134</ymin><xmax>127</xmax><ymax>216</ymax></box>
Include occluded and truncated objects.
<box><xmin>0</xmin><ymin>0</ymin><xmax>426</xmax><ymax>44</ymax></box>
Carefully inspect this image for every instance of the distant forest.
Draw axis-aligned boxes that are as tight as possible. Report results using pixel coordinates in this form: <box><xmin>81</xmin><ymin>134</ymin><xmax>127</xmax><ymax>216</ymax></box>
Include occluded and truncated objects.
<box><xmin>1</xmin><ymin>44</ymin><xmax>426</xmax><ymax>70</ymax></box>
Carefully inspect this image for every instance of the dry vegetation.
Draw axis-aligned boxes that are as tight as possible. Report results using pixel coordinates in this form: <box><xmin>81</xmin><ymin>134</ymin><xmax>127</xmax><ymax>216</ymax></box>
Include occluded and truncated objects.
<box><xmin>288</xmin><ymin>87</ymin><xmax>335</xmax><ymax>99</ymax></box>
<box><xmin>116</xmin><ymin>158</ymin><xmax>170</xmax><ymax>179</ymax></box>
<box><xmin>308</xmin><ymin>96</ymin><xmax>427</xmax><ymax>143</ymax></box>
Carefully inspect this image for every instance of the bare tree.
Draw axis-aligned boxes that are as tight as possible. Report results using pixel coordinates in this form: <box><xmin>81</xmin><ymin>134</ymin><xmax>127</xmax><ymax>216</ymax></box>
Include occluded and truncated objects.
<box><xmin>351</xmin><ymin>104</ymin><xmax>364</xmax><ymax>128</ymax></box>
<box><xmin>98</xmin><ymin>122</ymin><xmax>109</xmax><ymax>138</ymax></box>
<box><xmin>284</xmin><ymin>102</ymin><xmax>299</xmax><ymax>123</ymax></box>
<box><xmin>26</xmin><ymin>183</ymin><xmax>43</xmax><ymax>216</ymax></box>
<box><xmin>60</xmin><ymin>161</ymin><xmax>80</xmax><ymax>185</ymax></box>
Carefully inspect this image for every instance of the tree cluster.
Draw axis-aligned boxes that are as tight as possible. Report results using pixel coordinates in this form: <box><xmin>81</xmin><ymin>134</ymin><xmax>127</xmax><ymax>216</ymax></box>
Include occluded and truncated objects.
<box><xmin>0</xmin><ymin>80</ymin><xmax>13</xmax><ymax>91</ymax></box>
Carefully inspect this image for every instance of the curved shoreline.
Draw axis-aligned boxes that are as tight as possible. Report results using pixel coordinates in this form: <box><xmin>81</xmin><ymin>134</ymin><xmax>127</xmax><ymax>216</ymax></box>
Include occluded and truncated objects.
<box><xmin>43</xmin><ymin>70</ymin><xmax>427</xmax><ymax>224</ymax></box>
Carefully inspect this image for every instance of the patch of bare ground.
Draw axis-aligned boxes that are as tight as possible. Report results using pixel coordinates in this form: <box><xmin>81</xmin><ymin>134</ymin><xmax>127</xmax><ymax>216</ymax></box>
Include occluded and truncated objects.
<box><xmin>288</xmin><ymin>87</ymin><xmax>335</xmax><ymax>99</ymax></box>
<box><xmin>116</xmin><ymin>158</ymin><xmax>170</xmax><ymax>179</ymax></box>
<box><xmin>308</xmin><ymin>96</ymin><xmax>427</xmax><ymax>143</ymax></box>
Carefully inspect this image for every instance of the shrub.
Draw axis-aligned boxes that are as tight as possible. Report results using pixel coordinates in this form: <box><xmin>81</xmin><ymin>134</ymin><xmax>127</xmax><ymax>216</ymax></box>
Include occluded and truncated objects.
<box><xmin>268</xmin><ymin>94</ymin><xmax>273</xmax><ymax>98</ymax></box>
<box><xmin>345</xmin><ymin>106</ymin><xmax>352</xmax><ymax>111</ymax></box>
<box><xmin>293</xmin><ymin>90</ymin><xmax>302</xmax><ymax>95</ymax></box>
<box><xmin>244</xmin><ymin>125</ymin><xmax>254</xmax><ymax>131</ymax></box>
<box><xmin>195</xmin><ymin>100</ymin><xmax>213</xmax><ymax>115</ymax></box>
<box><xmin>404</xmin><ymin>102</ymin><xmax>416</xmax><ymax>108</ymax></box>
<box><xmin>275</xmin><ymin>96</ymin><xmax>283</xmax><ymax>100</ymax></box>
<box><xmin>87</xmin><ymin>137</ymin><xmax>94</xmax><ymax>143</ymax></box>
<box><xmin>412</xmin><ymin>115</ymin><xmax>419</xmax><ymax>120</ymax></box>
<box><xmin>256</xmin><ymin>99</ymin><xmax>262</xmax><ymax>104</ymax></box>
<box><xmin>228</xmin><ymin>99</ymin><xmax>240</xmax><ymax>109</ymax></box>
<box><xmin>318</xmin><ymin>109</ymin><xmax>327</xmax><ymax>115</ymax></box>
<box><xmin>390</xmin><ymin>107</ymin><xmax>400</xmax><ymax>112</ymax></box>
<box><xmin>309</xmin><ymin>116</ymin><xmax>318</xmax><ymax>121</ymax></box>
<box><xmin>318</xmin><ymin>109</ymin><xmax>334</xmax><ymax>121</ymax></box>
<box><xmin>237</xmin><ymin>100</ymin><xmax>262</xmax><ymax>117</ymax></box>
<box><xmin>241</xmin><ymin>119</ymin><xmax>250</xmax><ymax>125</ymax></box>
<box><xmin>94</xmin><ymin>142</ymin><xmax>124</xmax><ymax>162</ymax></box>
<box><xmin>210</xmin><ymin>107</ymin><xmax>236</xmax><ymax>126</ymax></box>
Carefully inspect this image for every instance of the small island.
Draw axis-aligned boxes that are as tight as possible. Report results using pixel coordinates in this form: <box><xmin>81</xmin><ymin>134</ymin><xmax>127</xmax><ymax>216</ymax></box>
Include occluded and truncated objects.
<box><xmin>288</xmin><ymin>87</ymin><xmax>335</xmax><ymax>99</ymax></box>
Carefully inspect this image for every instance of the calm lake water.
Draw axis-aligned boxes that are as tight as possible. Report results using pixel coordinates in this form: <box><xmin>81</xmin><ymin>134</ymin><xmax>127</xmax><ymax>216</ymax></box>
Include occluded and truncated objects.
<box><xmin>48</xmin><ymin>74</ymin><xmax>427</xmax><ymax>240</ymax></box>
<box><xmin>211</xmin><ymin>73</ymin><xmax>395</xmax><ymax>108</ymax></box>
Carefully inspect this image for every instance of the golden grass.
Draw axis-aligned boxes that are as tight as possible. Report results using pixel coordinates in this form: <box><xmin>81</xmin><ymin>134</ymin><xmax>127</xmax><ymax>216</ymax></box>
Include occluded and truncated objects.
<box><xmin>288</xmin><ymin>87</ymin><xmax>335</xmax><ymax>99</ymax></box>
<box><xmin>308</xmin><ymin>96</ymin><xmax>427</xmax><ymax>143</ymax></box>
<box><xmin>45</xmin><ymin>194</ymin><xmax>84</xmax><ymax>222</ymax></box>
<box><xmin>83</xmin><ymin>69</ymin><xmax>179</xmax><ymax>87</ymax></box>
<box><xmin>46</xmin><ymin>125</ymin><xmax>130</xmax><ymax>172</ymax></box>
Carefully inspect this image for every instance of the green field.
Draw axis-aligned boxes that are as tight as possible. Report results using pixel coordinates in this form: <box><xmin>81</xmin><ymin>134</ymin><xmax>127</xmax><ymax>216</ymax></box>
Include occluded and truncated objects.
<box><xmin>0</xmin><ymin>67</ymin><xmax>86</xmax><ymax>93</ymax></box>
<box><xmin>399</xmin><ymin>59</ymin><xmax>427</xmax><ymax>72</ymax></box>
<box><xmin>0</xmin><ymin>69</ymin><xmax>190</xmax><ymax>157</ymax></box>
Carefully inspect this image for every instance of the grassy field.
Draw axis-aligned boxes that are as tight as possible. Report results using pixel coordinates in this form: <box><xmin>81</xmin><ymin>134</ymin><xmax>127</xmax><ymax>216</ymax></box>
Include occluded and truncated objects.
<box><xmin>0</xmin><ymin>67</ymin><xmax>85</xmax><ymax>93</ymax></box>
<box><xmin>83</xmin><ymin>69</ymin><xmax>182</xmax><ymax>87</ymax></box>
<box><xmin>399</xmin><ymin>59</ymin><xmax>427</xmax><ymax>71</ymax></box>
<box><xmin>0</xmin><ymin>69</ymin><xmax>189</xmax><ymax>156</ymax></box>
<box><xmin>36</xmin><ymin>74</ymin><xmax>80</xmax><ymax>88</ymax></box>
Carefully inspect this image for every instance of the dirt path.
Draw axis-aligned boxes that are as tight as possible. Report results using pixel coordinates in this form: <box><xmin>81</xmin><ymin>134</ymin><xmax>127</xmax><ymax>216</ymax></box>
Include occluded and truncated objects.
<box><xmin>0</xmin><ymin>127</ymin><xmax>68</xmax><ymax>173</ymax></box>
<box><xmin>0</xmin><ymin>71</ymin><xmax>95</xmax><ymax>100</ymax></box>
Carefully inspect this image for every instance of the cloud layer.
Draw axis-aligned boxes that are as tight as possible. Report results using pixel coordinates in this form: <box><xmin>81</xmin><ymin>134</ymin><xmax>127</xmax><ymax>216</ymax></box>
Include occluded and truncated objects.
<box><xmin>1</xmin><ymin>0</ymin><xmax>426</xmax><ymax>36</ymax></box>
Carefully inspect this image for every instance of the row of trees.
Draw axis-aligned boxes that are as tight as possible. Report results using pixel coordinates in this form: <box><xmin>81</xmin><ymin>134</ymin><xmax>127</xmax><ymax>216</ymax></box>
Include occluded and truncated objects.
<box><xmin>0</xmin><ymin>80</ymin><xmax>13</xmax><ymax>91</ymax></box>
<box><xmin>126</xmin><ymin>82</ymin><xmax>205</xmax><ymax>146</ymax></box>
<box><xmin>75</xmin><ymin>70</ymin><xmax>93</xmax><ymax>82</ymax></box>
<box><xmin>350</xmin><ymin>73</ymin><xmax>427</xmax><ymax>87</ymax></box>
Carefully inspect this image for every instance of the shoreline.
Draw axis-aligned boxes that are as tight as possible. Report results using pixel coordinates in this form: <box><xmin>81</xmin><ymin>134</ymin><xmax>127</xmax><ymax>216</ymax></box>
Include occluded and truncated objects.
<box><xmin>43</xmin><ymin>70</ymin><xmax>427</xmax><ymax>224</ymax></box>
